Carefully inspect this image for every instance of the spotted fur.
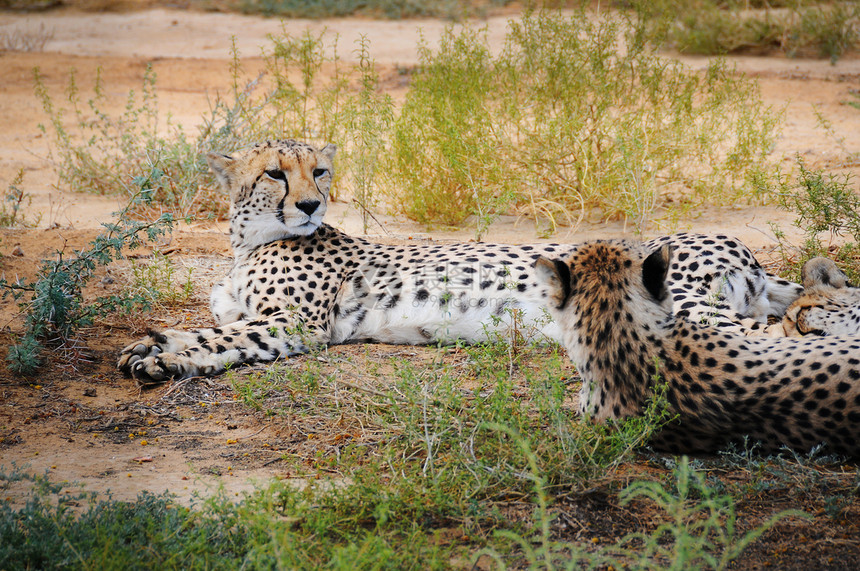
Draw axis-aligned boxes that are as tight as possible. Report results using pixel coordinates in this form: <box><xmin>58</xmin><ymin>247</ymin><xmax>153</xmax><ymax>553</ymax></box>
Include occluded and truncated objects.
<box><xmin>782</xmin><ymin>257</ymin><xmax>860</xmax><ymax>337</ymax></box>
<box><xmin>117</xmin><ymin>140</ymin><xmax>802</xmax><ymax>384</ymax></box>
<box><xmin>536</xmin><ymin>241</ymin><xmax>860</xmax><ymax>457</ymax></box>
<box><xmin>647</xmin><ymin>233</ymin><xmax>801</xmax><ymax>331</ymax></box>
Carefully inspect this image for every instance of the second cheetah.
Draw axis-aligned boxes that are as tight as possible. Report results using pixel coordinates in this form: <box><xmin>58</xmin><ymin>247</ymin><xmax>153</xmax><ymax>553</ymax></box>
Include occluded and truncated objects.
<box><xmin>536</xmin><ymin>241</ymin><xmax>860</xmax><ymax>457</ymax></box>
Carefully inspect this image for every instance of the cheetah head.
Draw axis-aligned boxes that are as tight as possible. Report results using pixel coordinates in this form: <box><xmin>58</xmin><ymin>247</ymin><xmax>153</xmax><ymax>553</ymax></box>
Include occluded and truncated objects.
<box><xmin>207</xmin><ymin>140</ymin><xmax>336</xmax><ymax>248</ymax></box>
<box><xmin>535</xmin><ymin>240</ymin><xmax>674</xmax><ymax>364</ymax></box>
<box><xmin>782</xmin><ymin>257</ymin><xmax>860</xmax><ymax>336</ymax></box>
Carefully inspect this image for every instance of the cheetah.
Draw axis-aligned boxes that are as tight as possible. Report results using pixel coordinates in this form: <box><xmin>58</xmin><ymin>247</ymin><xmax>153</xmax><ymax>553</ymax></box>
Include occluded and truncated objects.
<box><xmin>117</xmin><ymin>140</ymin><xmax>802</xmax><ymax>384</ymax></box>
<box><xmin>535</xmin><ymin>241</ymin><xmax>860</xmax><ymax>457</ymax></box>
<box><xmin>781</xmin><ymin>257</ymin><xmax>860</xmax><ymax>337</ymax></box>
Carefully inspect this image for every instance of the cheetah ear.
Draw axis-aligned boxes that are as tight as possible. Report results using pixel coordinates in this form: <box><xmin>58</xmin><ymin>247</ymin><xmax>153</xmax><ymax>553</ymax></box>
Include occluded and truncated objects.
<box><xmin>535</xmin><ymin>256</ymin><xmax>572</xmax><ymax>310</ymax></box>
<box><xmin>206</xmin><ymin>152</ymin><xmax>235</xmax><ymax>190</ymax></box>
<box><xmin>642</xmin><ymin>245</ymin><xmax>672</xmax><ymax>302</ymax></box>
<box><xmin>320</xmin><ymin>143</ymin><xmax>337</xmax><ymax>162</ymax></box>
<box><xmin>801</xmin><ymin>257</ymin><xmax>848</xmax><ymax>289</ymax></box>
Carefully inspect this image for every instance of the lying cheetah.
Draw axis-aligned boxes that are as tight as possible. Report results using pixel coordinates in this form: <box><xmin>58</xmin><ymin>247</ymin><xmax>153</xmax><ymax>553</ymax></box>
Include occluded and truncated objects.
<box><xmin>117</xmin><ymin>140</ymin><xmax>801</xmax><ymax>384</ymax></box>
<box><xmin>535</xmin><ymin>241</ymin><xmax>860</xmax><ymax>457</ymax></box>
<box><xmin>782</xmin><ymin>257</ymin><xmax>860</xmax><ymax>336</ymax></box>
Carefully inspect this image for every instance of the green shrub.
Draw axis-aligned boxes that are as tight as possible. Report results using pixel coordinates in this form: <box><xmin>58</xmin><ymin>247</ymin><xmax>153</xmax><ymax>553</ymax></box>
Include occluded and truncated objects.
<box><xmin>389</xmin><ymin>10</ymin><xmax>779</xmax><ymax>233</ymax></box>
<box><xmin>629</xmin><ymin>1</ymin><xmax>860</xmax><ymax>63</ymax></box>
<box><xmin>606</xmin><ymin>457</ymin><xmax>806</xmax><ymax>570</ymax></box>
<box><xmin>780</xmin><ymin>160</ymin><xmax>860</xmax><ymax>242</ymax></box>
<box><xmin>390</xmin><ymin>26</ymin><xmax>507</xmax><ymax>228</ymax></box>
<box><xmin>478</xmin><ymin>456</ymin><xmax>804</xmax><ymax>569</ymax></box>
<box><xmin>0</xmin><ymin>168</ymin><xmax>38</xmax><ymax>228</ymax></box>
<box><xmin>343</xmin><ymin>36</ymin><xmax>395</xmax><ymax>231</ymax></box>
<box><xmin>766</xmin><ymin>158</ymin><xmax>860</xmax><ymax>282</ymax></box>
<box><xmin>0</xmin><ymin>194</ymin><xmax>174</xmax><ymax>374</ymax></box>
<box><xmin>795</xmin><ymin>3</ymin><xmax>860</xmax><ymax>63</ymax></box>
<box><xmin>34</xmin><ymin>65</ymin><xmax>216</xmax><ymax>219</ymax></box>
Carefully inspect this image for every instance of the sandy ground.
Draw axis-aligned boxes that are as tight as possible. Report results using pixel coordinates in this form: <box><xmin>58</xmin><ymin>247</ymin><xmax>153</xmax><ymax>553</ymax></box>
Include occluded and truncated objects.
<box><xmin>1</xmin><ymin>7</ymin><xmax>860</xmax><ymax>553</ymax></box>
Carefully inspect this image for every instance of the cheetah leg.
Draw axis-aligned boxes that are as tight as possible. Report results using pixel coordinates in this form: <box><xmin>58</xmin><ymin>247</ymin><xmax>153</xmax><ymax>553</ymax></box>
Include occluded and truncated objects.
<box><xmin>209</xmin><ymin>276</ymin><xmax>247</xmax><ymax>324</ymax></box>
<box><xmin>117</xmin><ymin>310</ymin><xmax>325</xmax><ymax>385</ymax></box>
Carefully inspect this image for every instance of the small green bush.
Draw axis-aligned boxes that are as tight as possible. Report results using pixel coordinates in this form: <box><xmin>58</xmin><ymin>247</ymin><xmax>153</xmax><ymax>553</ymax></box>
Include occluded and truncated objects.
<box><xmin>343</xmin><ymin>36</ymin><xmax>394</xmax><ymax>231</ymax></box>
<box><xmin>389</xmin><ymin>10</ymin><xmax>779</xmax><ymax>233</ymax></box>
<box><xmin>607</xmin><ymin>457</ymin><xmax>806</xmax><ymax>570</ymax></box>
<box><xmin>767</xmin><ymin>158</ymin><xmax>860</xmax><ymax>283</ymax></box>
<box><xmin>0</xmin><ymin>194</ymin><xmax>174</xmax><ymax>375</ymax></box>
<box><xmin>780</xmin><ymin>161</ymin><xmax>860</xmax><ymax>242</ymax></box>
<box><xmin>34</xmin><ymin>65</ymin><xmax>215</xmax><ymax>219</ymax></box>
<box><xmin>478</xmin><ymin>456</ymin><xmax>805</xmax><ymax>569</ymax></box>
<box><xmin>0</xmin><ymin>168</ymin><xmax>37</xmax><ymax>228</ymax></box>
<box><xmin>630</xmin><ymin>1</ymin><xmax>860</xmax><ymax>63</ymax></box>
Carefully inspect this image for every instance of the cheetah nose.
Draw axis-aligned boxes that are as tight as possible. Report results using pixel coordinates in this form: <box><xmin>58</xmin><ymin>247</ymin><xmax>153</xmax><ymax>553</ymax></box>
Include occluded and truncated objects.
<box><xmin>296</xmin><ymin>200</ymin><xmax>321</xmax><ymax>216</ymax></box>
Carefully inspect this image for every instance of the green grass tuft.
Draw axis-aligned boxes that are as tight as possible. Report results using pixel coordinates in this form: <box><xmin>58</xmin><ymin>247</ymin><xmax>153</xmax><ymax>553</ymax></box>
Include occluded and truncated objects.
<box><xmin>388</xmin><ymin>10</ymin><xmax>779</xmax><ymax>234</ymax></box>
<box><xmin>768</xmin><ymin>158</ymin><xmax>860</xmax><ymax>283</ymax></box>
<box><xmin>0</xmin><ymin>168</ymin><xmax>38</xmax><ymax>228</ymax></box>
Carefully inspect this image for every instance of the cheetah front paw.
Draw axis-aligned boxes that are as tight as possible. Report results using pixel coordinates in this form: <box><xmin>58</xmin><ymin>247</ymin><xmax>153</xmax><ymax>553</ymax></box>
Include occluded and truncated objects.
<box><xmin>117</xmin><ymin>334</ymin><xmax>165</xmax><ymax>374</ymax></box>
<box><xmin>128</xmin><ymin>354</ymin><xmax>189</xmax><ymax>386</ymax></box>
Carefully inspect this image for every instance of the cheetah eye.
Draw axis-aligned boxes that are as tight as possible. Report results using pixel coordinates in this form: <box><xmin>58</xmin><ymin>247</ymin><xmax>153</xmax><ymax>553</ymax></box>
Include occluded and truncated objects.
<box><xmin>265</xmin><ymin>169</ymin><xmax>287</xmax><ymax>181</ymax></box>
<box><xmin>313</xmin><ymin>168</ymin><xmax>328</xmax><ymax>179</ymax></box>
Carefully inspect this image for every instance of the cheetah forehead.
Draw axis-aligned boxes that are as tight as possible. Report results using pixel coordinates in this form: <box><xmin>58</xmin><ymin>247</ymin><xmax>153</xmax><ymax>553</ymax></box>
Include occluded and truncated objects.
<box><xmin>245</xmin><ymin>140</ymin><xmax>334</xmax><ymax>172</ymax></box>
<box><xmin>568</xmin><ymin>240</ymin><xmax>641</xmax><ymax>279</ymax></box>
